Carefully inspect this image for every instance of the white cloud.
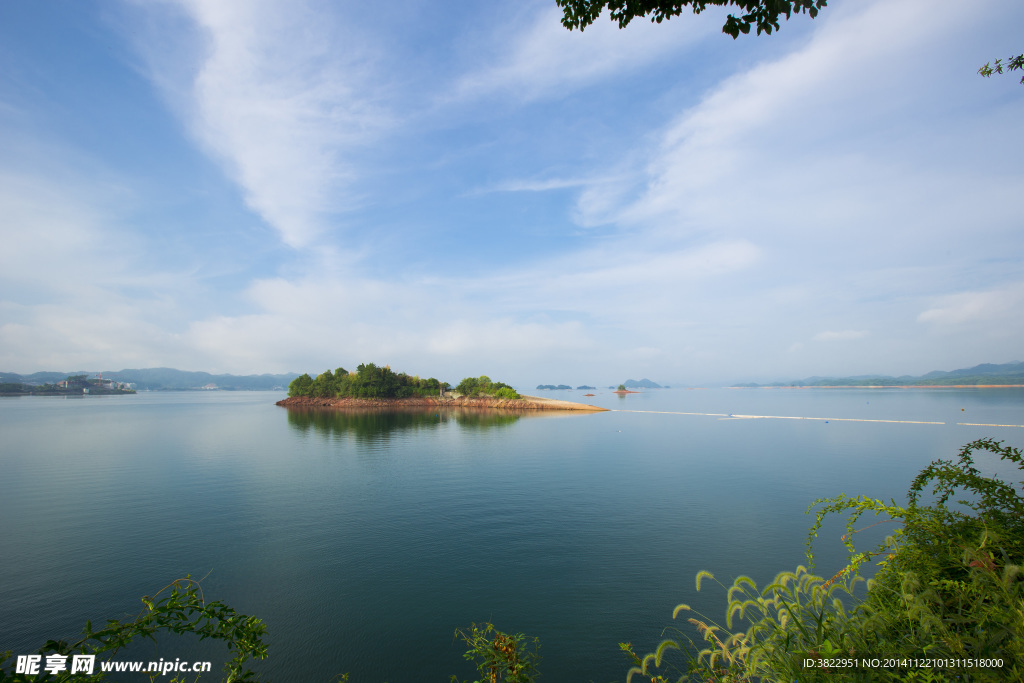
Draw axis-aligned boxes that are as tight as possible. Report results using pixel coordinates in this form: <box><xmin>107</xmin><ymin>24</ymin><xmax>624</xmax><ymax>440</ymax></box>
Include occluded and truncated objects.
<box><xmin>475</xmin><ymin>176</ymin><xmax>612</xmax><ymax>194</ymax></box>
<box><xmin>453</xmin><ymin>5</ymin><xmax>708</xmax><ymax>101</ymax></box>
<box><xmin>426</xmin><ymin>319</ymin><xmax>591</xmax><ymax>357</ymax></box>
<box><xmin>812</xmin><ymin>330</ymin><xmax>868</xmax><ymax>342</ymax></box>
<box><xmin>179</xmin><ymin>273</ymin><xmax>598</xmax><ymax>377</ymax></box>
<box><xmin>128</xmin><ymin>0</ymin><xmax>392</xmax><ymax>248</ymax></box>
<box><xmin>0</xmin><ymin>172</ymin><xmax>104</xmax><ymax>288</ymax></box>
<box><xmin>917</xmin><ymin>284</ymin><xmax>1024</xmax><ymax>327</ymax></box>
<box><xmin>169</xmin><ymin>236</ymin><xmax>762</xmax><ymax>377</ymax></box>
<box><xmin>599</xmin><ymin>0</ymin><xmax>1024</xmax><ymax>248</ymax></box>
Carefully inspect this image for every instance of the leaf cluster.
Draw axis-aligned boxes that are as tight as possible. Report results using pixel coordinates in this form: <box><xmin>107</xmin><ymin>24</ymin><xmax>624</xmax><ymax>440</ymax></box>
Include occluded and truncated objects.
<box><xmin>451</xmin><ymin>623</ymin><xmax>540</xmax><ymax>683</ymax></box>
<box><xmin>556</xmin><ymin>0</ymin><xmax>826</xmax><ymax>38</ymax></box>
<box><xmin>978</xmin><ymin>54</ymin><xmax>1024</xmax><ymax>84</ymax></box>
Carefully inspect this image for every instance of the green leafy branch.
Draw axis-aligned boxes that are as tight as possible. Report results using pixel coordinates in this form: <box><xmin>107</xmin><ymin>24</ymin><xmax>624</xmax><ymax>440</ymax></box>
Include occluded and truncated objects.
<box><xmin>556</xmin><ymin>1</ymin><xmax>827</xmax><ymax>39</ymax></box>
<box><xmin>979</xmin><ymin>54</ymin><xmax>1024</xmax><ymax>84</ymax></box>
<box><xmin>451</xmin><ymin>623</ymin><xmax>540</xmax><ymax>683</ymax></box>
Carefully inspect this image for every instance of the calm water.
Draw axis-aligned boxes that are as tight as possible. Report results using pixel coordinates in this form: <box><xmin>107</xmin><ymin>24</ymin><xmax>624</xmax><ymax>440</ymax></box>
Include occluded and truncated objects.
<box><xmin>2</xmin><ymin>388</ymin><xmax>1023</xmax><ymax>682</ymax></box>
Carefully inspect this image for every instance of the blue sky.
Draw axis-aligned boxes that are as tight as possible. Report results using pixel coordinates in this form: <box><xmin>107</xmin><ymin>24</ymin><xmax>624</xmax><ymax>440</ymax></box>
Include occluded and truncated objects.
<box><xmin>1</xmin><ymin>0</ymin><xmax>1022</xmax><ymax>386</ymax></box>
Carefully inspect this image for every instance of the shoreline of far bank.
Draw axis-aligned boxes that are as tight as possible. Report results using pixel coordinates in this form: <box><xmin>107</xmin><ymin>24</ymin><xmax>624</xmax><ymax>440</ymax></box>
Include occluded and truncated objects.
<box><xmin>276</xmin><ymin>394</ymin><xmax>608</xmax><ymax>412</ymax></box>
<box><xmin>728</xmin><ymin>384</ymin><xmax>1024</xmax><ymax>389</ymax></box>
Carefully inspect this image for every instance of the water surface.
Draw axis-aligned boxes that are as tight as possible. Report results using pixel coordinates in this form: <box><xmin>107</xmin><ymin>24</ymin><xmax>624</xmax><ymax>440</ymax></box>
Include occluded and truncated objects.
<box><xmin>2</xmin><ymin>388</ymin><xmax>1022</xmax><ymax>681</ymax></box>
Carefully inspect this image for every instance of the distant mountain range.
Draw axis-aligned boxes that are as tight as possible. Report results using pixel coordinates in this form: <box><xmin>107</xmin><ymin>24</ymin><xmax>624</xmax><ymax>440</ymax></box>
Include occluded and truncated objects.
<box><xmin>0</xmin><ymin>367</ymin><xmax>299</xmax><ymax>391</ymax></box>
<box><xmin>735</xmin><ymin>362</ymin><xmax>1024</xmax><ymax>387</ymax></box>
<box><xmin>617</xmin><ymin>378</ymin><xmax>665</xmax><ymax>389</ymax></box>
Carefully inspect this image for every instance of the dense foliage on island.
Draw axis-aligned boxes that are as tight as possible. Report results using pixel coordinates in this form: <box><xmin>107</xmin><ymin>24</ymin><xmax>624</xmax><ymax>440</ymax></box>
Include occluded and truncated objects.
<box><xmin>737</xmin><ymin>361</ymin><xmax>1024</xmax><ymax>387</ymax></box>
<box><xmin>288</xmin><ymin>363</ymin><xmax>521</xmax><ymax>400</ymax></box>
<box><xmin>536</xmin><ymin>384</ymin><xmax>572</xmax><ymax>390</ymax></box>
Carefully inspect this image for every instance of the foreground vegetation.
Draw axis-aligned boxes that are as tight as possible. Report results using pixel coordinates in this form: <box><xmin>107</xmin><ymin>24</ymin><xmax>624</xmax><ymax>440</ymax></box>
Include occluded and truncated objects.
<box><xmin>0</xmin><ymin>577</ymin><xmax>267</xmax><ymax>683</ymax></box>
<box><xmin>5</xmin><ymin>439</ymin><xmax>1020</xmax><ymax>682</ymax></box>
<box><xmin>624</xmin><ymin>438</ymin><xmax>1024</xmax><ymax>682</ymax></box>
<box><xmin>287</xmin><ymin>362</ymin><xmax>520</xmax><ymax>400</ymax></box>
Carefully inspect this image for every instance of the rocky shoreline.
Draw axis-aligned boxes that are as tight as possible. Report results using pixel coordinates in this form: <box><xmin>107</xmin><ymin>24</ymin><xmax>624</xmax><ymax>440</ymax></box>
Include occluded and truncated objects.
<box><xmin>276</xmin><ymin>394</ymin><xmax>608</xmax><ymax>412</ymax></box>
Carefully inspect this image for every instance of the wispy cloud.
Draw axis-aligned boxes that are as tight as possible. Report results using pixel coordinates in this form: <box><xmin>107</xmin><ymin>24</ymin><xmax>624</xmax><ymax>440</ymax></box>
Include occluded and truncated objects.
<box><xmin>812</xmin><ymin>330</ymin><xmax>869</xmax><ymax>342</ymax></box>
<box><xmin>918</xmin><ymin>284</ymin><xmax>1024</xmax><ymax>328</ymax></box>
<box><xmin>453</xmin><ymin>4</ymin><xmax>708</xmax><ymax>102</ymax></box>
<box><xmin>128</xmin><ymin>0</ymin><xmax>393</xmax><ymax>248</ymax></box>
<box><xmin>473</xmin><ymin>176</ymin><xmax>612</xmax><ymax>194</ymax></box>
<box><xmin>601</xmin><ymin>0</ymin><xmax>1023</xmax><ymax>245</ymax></box>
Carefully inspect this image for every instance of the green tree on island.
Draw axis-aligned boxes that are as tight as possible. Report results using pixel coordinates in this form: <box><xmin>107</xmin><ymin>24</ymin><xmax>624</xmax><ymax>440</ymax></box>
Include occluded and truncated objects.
<box><xmin>455</xmin><ymin>375</ymin><xmax>521</xmax><ymax>399</ymax></box>
<box><xmin>288</xmin><ymin>364</ymin><xmax>516</xmax><ymax>400</ymax></box>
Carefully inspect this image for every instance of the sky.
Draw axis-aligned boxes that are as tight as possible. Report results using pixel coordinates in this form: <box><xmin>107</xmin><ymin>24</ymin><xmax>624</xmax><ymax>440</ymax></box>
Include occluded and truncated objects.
<box><xmin>1</xmin><ymin>0</ymin><xmax>1022</xmax><ymax>387</ymax></box>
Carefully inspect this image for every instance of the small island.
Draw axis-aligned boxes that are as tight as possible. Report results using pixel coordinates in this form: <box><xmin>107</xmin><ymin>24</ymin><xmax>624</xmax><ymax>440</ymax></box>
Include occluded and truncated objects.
<box><xmin>277</xmin><ymin>363</ymin><xmax>607</xmax><ymax>412</ymax></box>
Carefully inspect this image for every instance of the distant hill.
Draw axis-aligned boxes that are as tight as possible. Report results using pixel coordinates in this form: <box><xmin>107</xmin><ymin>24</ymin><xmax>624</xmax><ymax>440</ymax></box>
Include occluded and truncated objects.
<box><xmin>737</xmin><ymin>362</ymin><xmax>1024</xmax><ymax>387</ymax></box>
<box><xmin>622</xmin><ymin>378</ymin><xmax>663</xmax><ymax>389</ymax></box>
<box><xmin>0</xmin><ymin>367</ymin><xmax>299</xmax><ymax>391</ymax></box>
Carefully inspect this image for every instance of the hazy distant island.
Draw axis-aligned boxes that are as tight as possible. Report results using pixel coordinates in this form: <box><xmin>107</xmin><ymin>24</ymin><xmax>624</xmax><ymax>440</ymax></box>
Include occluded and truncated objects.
<box><xmin>0</xmin><ymin>374</ymin><xmax>136</xmax><ymax>396</ymax></box>
<box><xmin>279</xmin><ymin>363</ymin><xmax>606</xmax><ymax>412</ymax></box>
<box><xmin>734</xmin><ymin>361</ymin><xmax>1024</xmax><ymax>388</ymax></box>
<box><xmin>0</xmin><ymin>367</ymin><xmax>299</xmax><ymax>391</ymax></box>
<box><xmin>608</xmin><ymin>378</ymin><xmax>665</xmax><ymax>389</ymax></box>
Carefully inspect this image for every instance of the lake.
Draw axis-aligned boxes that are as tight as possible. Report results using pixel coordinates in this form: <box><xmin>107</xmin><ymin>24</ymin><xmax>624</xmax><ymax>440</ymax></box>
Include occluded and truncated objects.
<box><xmin>2</xmin><ymin>388</ymin><xmax>1022</xmax><ymax>682</ymax></box>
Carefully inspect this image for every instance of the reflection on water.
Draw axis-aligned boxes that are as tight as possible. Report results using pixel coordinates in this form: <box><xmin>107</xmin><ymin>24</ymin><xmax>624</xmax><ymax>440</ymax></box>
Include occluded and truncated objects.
<box><xmin>285</xmin><ymin>406</ymin><xmax>524</xmax><ymax>440</ymax></box>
